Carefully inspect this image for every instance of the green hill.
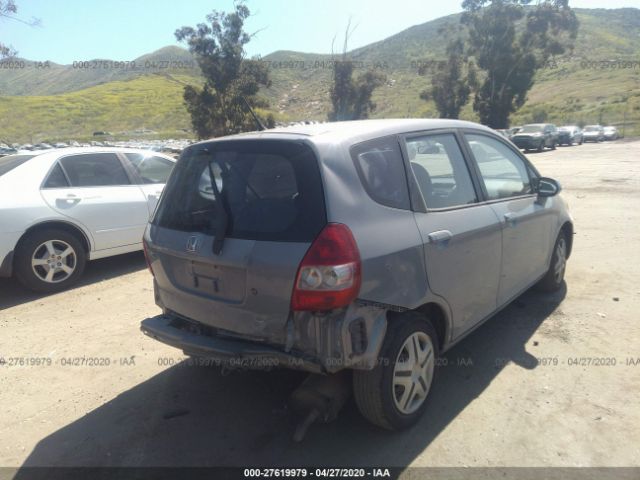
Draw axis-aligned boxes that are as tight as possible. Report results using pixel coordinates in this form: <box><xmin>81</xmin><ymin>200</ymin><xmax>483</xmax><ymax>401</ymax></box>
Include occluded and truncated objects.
<box><xmin>260</xmin><ymin>8</ymin><xmax>640</xmax><ymax>132</ymax></box>
<box><xmin>0</xmin><ymin>73</ymin><xmax>197</xmax><ymax>142</ymax></box>
<box><xmin>0</xmin><ymin>46</ymin><xmax>199</xmax><ymax>96</ymax></box>
<box><xmin>1</xmin><ymin>8</ymin><xmax>639</xmax><ymax>142</ymax></box>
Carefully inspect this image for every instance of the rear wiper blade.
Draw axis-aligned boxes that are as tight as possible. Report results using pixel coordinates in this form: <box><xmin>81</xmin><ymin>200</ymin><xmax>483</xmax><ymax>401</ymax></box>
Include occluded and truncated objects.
<box><xmin>207</xmin><ymin>160</ymin><xmax>229</xmax><ymax>255</ymax></box>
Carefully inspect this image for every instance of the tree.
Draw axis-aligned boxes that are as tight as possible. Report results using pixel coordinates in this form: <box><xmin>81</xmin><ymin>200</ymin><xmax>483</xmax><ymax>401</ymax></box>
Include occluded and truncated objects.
<box><xmin>175</xmin><ymin>1</ymin><xmax>271</xmax><ymax>139</ymax></box>
<box><xmin>1</xmin><ymin>1</ymin><xmax>18</xmax><ymax>58</ymax></box>
<box><xmin>529</xmin><ymin>106</ymin><xmax>548</xmax><ymax>123</ymax></box>
<box><xmin>419</xmin><ymin>33</ymin><xmax>477</xmax><ymax>119</ymax></box>
<box><xmin>328</xmin><ymin>21</ymin><xmax>386</xmax><ymax>121</ymax></box>
<box><xmin>461</xmin><ymin>0</ymin><xmax>578</xmax><ymax>128</ymax></box>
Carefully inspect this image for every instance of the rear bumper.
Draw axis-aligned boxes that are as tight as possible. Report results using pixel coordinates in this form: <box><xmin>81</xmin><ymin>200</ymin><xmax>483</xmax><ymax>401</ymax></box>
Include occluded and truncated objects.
<box><xmin>141</xmin><ymin>313</ymin><xmax>324</xmax><ymax>373</ymax></box>
<box><xmin>141</xmin><ymin>298</ymin><xmax>388</xmax><ymax>374</ymax></box>
<box><xmin>512</xmin><ymin>138</ymin><xmax>542</xmax><ymax>149</ymax></box>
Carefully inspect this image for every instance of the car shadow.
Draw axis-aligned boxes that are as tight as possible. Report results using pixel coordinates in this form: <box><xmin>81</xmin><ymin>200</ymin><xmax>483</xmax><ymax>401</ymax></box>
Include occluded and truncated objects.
<box><xmin>15</xmin><ymin>284</ymin><xmax>566</xmax><ymax>470</ymax></box>
<box><xmin>523</xmin><ymin>149</ymin><xmax>555</xmax><ymax>155</ymax></box>
<box><xmin>0</xmin><ymin>252</ymin><xmax>147</xmax><ymax>311</ymax></box>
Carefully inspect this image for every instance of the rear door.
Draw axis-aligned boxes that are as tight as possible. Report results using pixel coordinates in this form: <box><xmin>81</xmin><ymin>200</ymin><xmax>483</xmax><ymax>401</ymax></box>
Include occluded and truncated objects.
<box><xmin>402</xmin><ymin>131</ymin><xmax>502</xmax><ymax>338</ymax></box>
<box><xmin>463</xmin><ymin>132</ymin><xmax>553</xmax><ymax>306</ymax></box>
<box><xmin>123</xmin><ymin>152</ymin><xmax>175</xmax><ymax>215</ymax></box>
<box><xmin>40</xmin><ymin>152</ymin><xmax>149</xmax><ymax>251</ymax></box>
<box><xmin>147</xmin><ymin>140</ymin><xmax>326</xmax><ymax>343</ymax></box>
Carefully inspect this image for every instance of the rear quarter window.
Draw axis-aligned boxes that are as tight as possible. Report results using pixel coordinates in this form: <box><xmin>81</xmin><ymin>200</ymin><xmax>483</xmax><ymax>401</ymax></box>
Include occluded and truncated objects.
<box><xmin>350</xmin><ymin>136</ymin><xmax>410</xmax><ymax>210</ymax></box>
<box><xmin>153</xmin><ymin>140</ymin><xmax>326</xmax><ymax>242</ymax></box>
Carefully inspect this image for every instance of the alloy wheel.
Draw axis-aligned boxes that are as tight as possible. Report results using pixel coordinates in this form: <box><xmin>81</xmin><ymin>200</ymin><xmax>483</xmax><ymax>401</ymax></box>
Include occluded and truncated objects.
<box><xmin>31</xmin><ymin>240</ymin><xmax>77</xmax><ymax>284</ymax></box>
<box><xmin>392</xmin><ymin>331</ymin><xmax>435</xmax><ymax>414</ymax></box>
<box><xmin>554</xmin><ymin>237</ymin><xmax>567</xmax><ymax>284</ymax></box>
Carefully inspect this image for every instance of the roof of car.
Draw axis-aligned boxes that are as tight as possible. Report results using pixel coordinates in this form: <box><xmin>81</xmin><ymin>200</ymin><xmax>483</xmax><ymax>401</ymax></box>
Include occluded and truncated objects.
<box><xmin>196</xmin><ymin>119</ymin><xmax>495</xmax><ymax>145</ymax></box>
<box><xmin>20</xmin><ymin>147</ymin><xmax>175</xmax><ymax>159</ymax></box>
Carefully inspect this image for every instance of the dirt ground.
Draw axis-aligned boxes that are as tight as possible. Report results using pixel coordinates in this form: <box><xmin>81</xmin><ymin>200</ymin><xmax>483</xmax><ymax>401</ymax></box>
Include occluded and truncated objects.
<box><xmin>1</xmin><ymin>140</ymin><xmax>639</xmax><ymax>470</ymax></box>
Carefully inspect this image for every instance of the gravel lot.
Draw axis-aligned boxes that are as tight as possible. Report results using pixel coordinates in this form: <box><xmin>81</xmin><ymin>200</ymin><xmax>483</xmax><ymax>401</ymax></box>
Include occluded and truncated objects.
<box><xmin>1</xmin><ymin>140</ymin><xmax>639</xmax><ymax>470</ymax></box>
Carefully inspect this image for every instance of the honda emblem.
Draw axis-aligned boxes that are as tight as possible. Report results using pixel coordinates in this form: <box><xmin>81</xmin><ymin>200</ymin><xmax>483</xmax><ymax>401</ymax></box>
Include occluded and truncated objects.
<box><xmin>186</xmin><ymin>235</ymin><xmax>199</xmax><ymax>253</ymax></box>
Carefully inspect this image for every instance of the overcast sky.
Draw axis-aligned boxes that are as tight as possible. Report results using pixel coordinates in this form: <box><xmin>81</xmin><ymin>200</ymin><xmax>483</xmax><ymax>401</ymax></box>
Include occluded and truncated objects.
<box><xmin>3</xmin><ymin>0</ymin><xmax>639</xmax><ymax>63</ymax></box>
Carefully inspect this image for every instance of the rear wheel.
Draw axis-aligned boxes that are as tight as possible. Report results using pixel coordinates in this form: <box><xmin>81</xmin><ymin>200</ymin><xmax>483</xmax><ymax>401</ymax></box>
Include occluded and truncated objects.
<box><xmin>536</xmin><ymin>232</ymin><xmax>568</xmax><ymax>293</ymax></box>
<box><xmin>353</xmin><ymin>312</ymin><xmax>438</xmax><ymax>430</ymax></box>
<box><xmin>14</xmin><ymin>229</ymin><xmax>86</xmax><ymax>293</ymax></box>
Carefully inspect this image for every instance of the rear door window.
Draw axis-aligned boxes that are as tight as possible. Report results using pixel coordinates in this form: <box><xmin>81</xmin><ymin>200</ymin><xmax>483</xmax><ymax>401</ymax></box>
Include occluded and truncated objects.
<box><xmin>350</xmin><ymin>136</ymin><xmax>410</xmax><ymax>210</ymax></box>
<box><xmin>42</xmin><ymin>163</ymin><xmax>70</xmax><ymax>188</ymax></box>
<box><xmin>153</xmin><ymin>140</ymin><xmax>326</xmax><ymax>242</ymax></box>
<box><xmin>60</xmin><ymin>153</ymin><xmax>131</xmax><ymax>187</ymax></box>
<box><xmin>405</xmin><ymin>133</ymin><xmax>477</xmax><ymax>209</ymax></box>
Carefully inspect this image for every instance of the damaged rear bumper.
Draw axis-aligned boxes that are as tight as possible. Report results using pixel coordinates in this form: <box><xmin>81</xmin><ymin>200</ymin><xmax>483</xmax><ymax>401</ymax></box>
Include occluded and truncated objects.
<box><xmin>141</xmin><ymin>302</ymin><xmax>388</xmax><ymax>374</ymax></box>
<box><xmin>141</xmin><ymin>313</ymin><xmax>324</xmax><ymax>373</ymax></box>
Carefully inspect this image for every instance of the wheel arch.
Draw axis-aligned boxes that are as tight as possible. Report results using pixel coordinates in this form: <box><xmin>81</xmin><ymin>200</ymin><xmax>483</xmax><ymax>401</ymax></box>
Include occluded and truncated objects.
<box><xmin>394</xmin><ymin>301</ymin><xmax>450</xmax><ymax>352</ymax></box>
<box><xmin>560</xmin><ymin>221</ymin><xmax>573</xmax><ymax>258</ymax></box>
<box><xmin>16</xmin><ymin>221</ymin><xmax>92</xmax><ymax>260</ymax></box>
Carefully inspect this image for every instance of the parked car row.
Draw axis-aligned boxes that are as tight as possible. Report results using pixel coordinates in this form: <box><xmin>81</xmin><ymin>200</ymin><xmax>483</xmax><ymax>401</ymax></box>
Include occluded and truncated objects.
<box><xmin>498</xmin><ymin>124</ymin><xmax>621</xmax><ymax>152</ymax></box>
<box><xmin>0</xmin><ymin>139</ymin><xmax>193</xmax><ymax>158</ymax></box>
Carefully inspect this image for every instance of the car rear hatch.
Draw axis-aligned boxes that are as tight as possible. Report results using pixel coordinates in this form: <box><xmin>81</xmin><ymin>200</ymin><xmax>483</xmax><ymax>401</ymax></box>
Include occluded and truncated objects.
<box><xmin>145</xmin><ymin>139</ymin><xmax>326</xmax><ymax>345</ymax></box>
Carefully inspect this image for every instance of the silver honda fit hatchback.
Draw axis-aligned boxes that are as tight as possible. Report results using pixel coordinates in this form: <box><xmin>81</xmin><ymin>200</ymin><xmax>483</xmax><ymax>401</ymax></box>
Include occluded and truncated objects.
<box><xmin>141</xmin><ymin>119</ymin><xmax>572</xmax><ymax>430</ymax></box>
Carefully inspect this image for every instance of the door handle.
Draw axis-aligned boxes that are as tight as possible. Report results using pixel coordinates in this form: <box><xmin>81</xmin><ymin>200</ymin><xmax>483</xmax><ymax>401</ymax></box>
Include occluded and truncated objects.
<box><xmin>57</xmin><ymin>194</ymin><xmax>81</xmax><ymax>204</ymax></box>
<box><xmin>504</xmin><ymin>212</ymin><xmax>517</xmax><ymax>226</ymax></box>
<box><xmin>427</xmin><ymin>230</ymin><xmax>453</xmax><ymax>248</ymax></box>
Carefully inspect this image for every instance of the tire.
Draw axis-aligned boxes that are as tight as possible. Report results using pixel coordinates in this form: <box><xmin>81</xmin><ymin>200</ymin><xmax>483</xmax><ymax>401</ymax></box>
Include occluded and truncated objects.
<box><xmin>537</xmin><ymin>141</ymin><xmax>544</xmax><ymax>152</ymax></box>
<box><xmin>14</xmin><ymin>228</ymin><xmax>86</xmax><ymax>293</ymax></box>
<box><xmin>536</xmin><ymin>231</ymin><xmax>568</xmax><ymax>293</ymax></box>
<box><xmin>353</xmin><ymin>312</ymin><xmax>439</xmax><ymax>430</ymax></box>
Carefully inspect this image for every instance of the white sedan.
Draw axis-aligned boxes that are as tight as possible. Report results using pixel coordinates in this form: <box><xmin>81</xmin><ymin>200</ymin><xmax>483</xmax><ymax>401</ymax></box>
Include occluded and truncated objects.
<box><xmin>0</xmin><ymin>148</ymin><xmax>176</xmax><ymax>292</ymax></box>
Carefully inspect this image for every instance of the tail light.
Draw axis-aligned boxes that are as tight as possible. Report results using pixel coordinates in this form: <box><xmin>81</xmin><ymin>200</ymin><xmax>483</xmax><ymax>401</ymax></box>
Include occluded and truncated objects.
<box><xmin>291</xmin><ymin>223</ymin><xmax>361</xmax><ymax>311</ymax></box>
<box><xmin>142</xmin><ymin>238</ymin><xmax>155</xmax><ymax>277</ymax></box>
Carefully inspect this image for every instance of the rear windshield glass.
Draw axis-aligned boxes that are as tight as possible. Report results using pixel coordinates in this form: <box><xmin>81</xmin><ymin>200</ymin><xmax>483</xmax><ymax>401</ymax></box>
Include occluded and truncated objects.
<box><xmin>519</xmin><ymin>125</ymin><xmax>543</xmax><ymax>133</ymax></box>
<box><xmin>153</xmin><ymin>140</ymin><xmax>326</xmax><ymax>242</ymax></box>
<box><xmin>0</xmin><ymin>155</ymin><xmax>35</xmax><ymax>177</ymax></box>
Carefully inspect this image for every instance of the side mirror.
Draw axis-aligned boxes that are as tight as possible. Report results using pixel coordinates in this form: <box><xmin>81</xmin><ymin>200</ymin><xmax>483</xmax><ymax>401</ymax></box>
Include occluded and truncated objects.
<box><xmin>536</xmin><ymin>177</ymin><xmax>561</xmax><ymax>197</ymax></box>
